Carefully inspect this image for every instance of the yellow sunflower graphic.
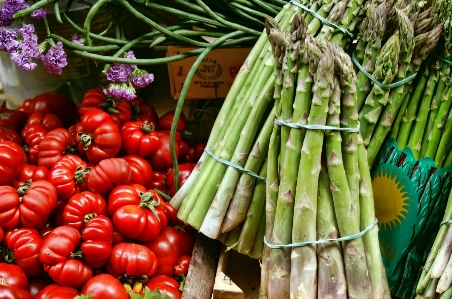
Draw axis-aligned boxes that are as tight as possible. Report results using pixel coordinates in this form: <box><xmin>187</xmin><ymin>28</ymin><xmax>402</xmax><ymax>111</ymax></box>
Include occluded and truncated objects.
<box><xmin>372</xmin><ymin>169</ymin><xmax>410</xmax><ymax>231</ymax></box>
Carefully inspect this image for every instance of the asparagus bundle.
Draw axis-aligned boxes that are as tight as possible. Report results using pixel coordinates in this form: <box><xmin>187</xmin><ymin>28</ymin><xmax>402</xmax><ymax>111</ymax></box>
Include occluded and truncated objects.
<box><xmin>367</xmin><ymin>2</ymin><xmax>444</xmax><ymax>165</ymax></box>
<box><xmin>171</xmin><ymin>0</ymin><xmax>370</xmax><ymax>257</ymax></box>
<box><xmin>259</xmin><ymin>15</ymin><xmax>389</xmax><ymax>299</ymax></box>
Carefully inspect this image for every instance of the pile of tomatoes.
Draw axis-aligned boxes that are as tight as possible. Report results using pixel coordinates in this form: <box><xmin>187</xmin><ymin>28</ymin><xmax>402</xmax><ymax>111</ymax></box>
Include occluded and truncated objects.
<box><xmin>0</xmin><ymin>88</ymin><xmax>206</xmax><ymax>299</ymax></box>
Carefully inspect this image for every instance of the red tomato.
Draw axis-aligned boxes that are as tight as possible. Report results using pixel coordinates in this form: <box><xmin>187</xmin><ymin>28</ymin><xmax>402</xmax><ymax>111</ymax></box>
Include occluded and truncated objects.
<box><xmin>62</xmin><ymin>191</ymin><xmax>107</xmax><ymax>231</ymax></box>
<box><xmin>129</xmin><ymin>97</ymin><xmax>158</xmax><ymax>125</ymax></box>
<box><xmin>81</xmin><ymin>274</ymin><xmax>129</xmax><ymax>299</ymax></box>
<box><xmin>145</xmin><ymin>227</ymin><xmax>195</xmax><ymax>278</ymax></box>
<box><xmin>0</xmin><ymin>263</ymin><xmax>28</xmax><ymax>289</ymax></box>
<box><xmin>158</xmin><ymin>111</ymin><xmax>187</xmax><ymax>132</ymax></box>
<box><xmin>0</xmin><ymin>226</ymin><xmax>4</xmax><ymax>243</ymax></box>
<box><xmin>109</xmin><ymin>185</ymin><xmax>167</xmax><ymax>242</ymax></box>
<box><xmin>146</xmin><ymin>274</ymin><xmax>180</xmax><ymax>290</ymax></box>
<box><xmin>112</xmin><ymin>231</ymin><xmax>130</xmax><ymax>245</ymax></box>
<box><xmin>178</xmin><ymin>140</ymin><xmax>189</xmax><ymax>162</ymax></box>
<box><xmin>0</xmin><ymin>180</ymin><xmax>57</xmax><ymax>230</ymax></box>
<box><xmin>26</xmin><ymin>277</ymin><xmax>51</xmax><ymax>297</ymax></box>
<box><xmin>0</xmin><ymin>141</ymin><xmax>25</xmax><ymax>186</ymax></box>
<box><xmin>22</xmin><ymin>124</ymin><xmax>48</xmax><ymax>165</ymax></box>
<box><xmin>79</xmin><ymin>88</ymin><xmax>132</xmax><ymax>128</ymax></box>
<box><xmin>47</xmin><ymin>259</ymin><xmax>92</xmax><ymax>289</ymax></box>
<box><xmin>0</xmin><ymin>285</ymin><xmax>32</xmax><ymax>299</ymax></box>
<box><xmin>38</xmin><ymin>226</ymin><xmax>81</xmax><ymax>267</ymax></box>
<box><xmin>149</xmin><ymin>171</ymin><xmax>168</xmax><ymax>193</ymax></box>
<box><xmin>148</xmin><ymin>134</ymin><xmax>179</xmax><ymax>170</ymax></box>
<box><xmin>17</xmin><ymin>99</ymin><xmax>34</xmax><ymax>115</ymax></box>
<box><xmin>174</xmin><ymin>255</ymin><xmax>191</xmax><ymax>276</ymax></box>
<box><xmin>4</xmin><ymin>228</ymin><xmax>44</xmax><ymax>276</ymax></box>
<box><xmin>76</xmin><ymin>109</ymin><xmax>121</xmax><ymax>164</ymax></box>
<box><xmin>121</xmin><ymin>121</ymin><xmax>160</xmax><ymax>156</ymax></box>
<box><xmin>28</xmin><ymin>92</ymin><xmax>79</xmax><ymax>128</ymax></box>
<box><xmin>37</xmin><ymin>128</ymin><xmax>76</xmax><ymax>169</ymax></box>
<box><xmin>13</xmin><ymin>164</ymin><xmax>49</xmax><ymax>188</ymax></box>
<box><xmin>162</xmin><ymin>202</ymin><xmax>179</xmax><ymax>227</ymax></box>
<box><xmin>0</xmin><ymin>108</ymin><xmax>28</xmax><ymax>132</ymax></box>
<box><xmin>81</xmin><ymin>215</ymin><xmax>114</xmax><ymax>269</ymax></box>
<box><xmin>34</xmin><ymin>284</ymin><xmax>79</xmax><ymax>299</ymax></box>
<box><xmin>87</xmin><ymin>158</ymin><xmax>132</xmax><ymax>195</ymax></box>
<box><xmin>194</xmin><ymin>142</ymin><xmax>206</xmax><ymax>159</ymax></box>
<box><xmin>25</xmin><ymin>112</ymin><xmax>63</xmax><ymax>132</ymax></box>
<box><xmin>0</xmin><ymin>127</ymin><xmax>22</xmax><ymax>145</ymax></box>
<box><xmin>47</xmin><ymin>155</ymin><xmax>89</xmax><ymax>201</ymax></box>
<box><xmin>167</xmin><ymin>163</ymin><xmax>196</xmax><ymax>196</ymax></box>
<box><xmin>107</xmin><ymin>243</ymin><xmax>158</xmax><ymax>278</ymax></box>
<box><xmin>122</xmin><ymin>155</ymin><xmax>153</xmax><ymax>189</ymax></box>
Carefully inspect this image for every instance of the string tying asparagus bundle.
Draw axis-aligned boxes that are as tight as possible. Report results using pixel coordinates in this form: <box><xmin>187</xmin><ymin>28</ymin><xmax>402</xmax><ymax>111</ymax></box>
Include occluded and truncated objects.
<box><xmin>259</xmin><ymin>14</ymin><xmax>389</xmax><ymax>299</ymax></box>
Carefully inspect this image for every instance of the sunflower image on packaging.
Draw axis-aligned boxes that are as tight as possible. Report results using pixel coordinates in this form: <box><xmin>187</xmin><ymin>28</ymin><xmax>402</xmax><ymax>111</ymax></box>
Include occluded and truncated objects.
<box><xmin>372</xmin><ymin>138</ymin><xmax>452</xmax><ymax>299</ymax></box>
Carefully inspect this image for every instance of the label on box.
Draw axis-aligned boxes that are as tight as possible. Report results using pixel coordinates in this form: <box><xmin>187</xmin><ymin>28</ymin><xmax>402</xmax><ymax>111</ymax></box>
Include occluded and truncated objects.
<box><xmin>167</xmin><ymin>47</ymin><xmax>252</xmax><ymax>100</ymax></box>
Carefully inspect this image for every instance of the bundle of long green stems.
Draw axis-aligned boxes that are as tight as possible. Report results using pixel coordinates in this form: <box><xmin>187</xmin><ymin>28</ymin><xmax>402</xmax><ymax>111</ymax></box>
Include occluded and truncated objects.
<box><xmin>170</xmin><ymin>0</ymin><xmax>367</xmax><ymax>251</ymax></box>
<box><xmin>354</xmin><ymin>0</ymin><xmax>443</xmax><ymax>167</ymax></box>
<box><xmin>387</xmin><ymin>0</ymin><xmax>452</xmax><ymax>169</ymax></box>
<box><xmin>415</xmin><ymin>190</ymin><xmax>452</xmax><ymax>299</ymax></box>
<box><xmin>260</xmin><ymin>14</ymin><xmax>389</xmax><ymax>299</ymax></box>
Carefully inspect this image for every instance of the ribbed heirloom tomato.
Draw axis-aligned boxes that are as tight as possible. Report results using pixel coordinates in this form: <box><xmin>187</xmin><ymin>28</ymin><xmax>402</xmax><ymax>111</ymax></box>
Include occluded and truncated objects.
<box><xmin>146</xmin><ymin>275</ymin><xmax>182</xmax><ymax>299</ymax></box>
<box><xmin>81</xmin><ymin>274</ymin><xmax>129</xmax><ymax>299</ymax></box>
<box><xmin>122</xmin><ymin>155</ymin><xmax>153</xmax><ymax>188</ymax></box>
<box><xmin>145</xmin><ymin>227</ymin><xmax>194</xmax><ymax>278</ymax></box>
<box><xmin>0</xmin><ymin>180</ymin><xmax>57</xmax><ymax>230</ymax></box>
<box><xmin>37</xmin><ymin>128</ymin><xmax>77</xmax><ymax>169</ymax></box>
<box><xmin>148</xmin><ymin>133</ymin><xmax>179</xmax><ymax>170</ymax></box>
<box><xmin>87</xmin><ymin>158</ymin><xmax>132</xmax><ymax>195</ymax></box>
<box><xmin>0</xmin><ymin>141</ymin><xmax>26</xmax><ymax>186</ymax></box>
<box><xmin>0</xmin><ymin>263</ymin><xmax>28</xmax><ymax>289</ymax></box>
<box><xmin>108</xmin><ymin>184</ymin><xmax>167</xmax><ymax>242</ymax></box>
<box><xmin>34</xmin><ymin>284</ymin><xmax>80</xmax><ymax>299</ymax></box>
<box><xmin>22</xmin><ymin>124</ymin><xmax>48</xmax><ymax>165</ymax></box>
<box><xmin>62</xmin><ymin>191</ymin><xmax>107</xmax><ymax>231</ymax></box>
<box><xmin>79</xmin><ymin>88</ymin><xmax>132</xmax><ymax>128</ymax></box>
<box><xmin>129</xmin><ymin>97</ymin><xmax>158</xmax><ymax>126</ymax></box>
<box><xmin>38</xmin><ymin>226</ymin><xmax>81</xmax><ymax>267</ymax></box>
<box><xmin>0</xmin><ymin>108</ymin><xmax>28</xmax><ymax>132</ymax></box>
<box><xmin>47</xmin><ymin>259</ymin><xmax>92</xmax><ymax>289</ymax></box>
<box><xmin>13</xmin><ymin>164</ymin><xmax>49</xmax><ymax>188</ymax></box>
<box><xmin>47</xmin><ymin>155</ymin><xmax>89</xmax><ymax>201</ymax></box>
<box><xmin>0</xmin><ymin>285</ymin><xmax>32</xmax><ymax>299</ymax></box>
<box><xmin>76</xmin><ymin>109</ymin><xmax>122</xmax><ymax>164</ymax></box>
<box><xmin>121</xmin><ymin>120</ymin><xmax>160</xmax><ymax>156</ymax></box>
<box><xmin>25</xmin><ymin>112</ymin><xmax>63</xmax><ymax>132</ymax></box>
<box><xmin>4</xmin><ymin>228</ymin><xmax>44</xmax><ymax>276</ymax></box>
<box><xmin>107</xmin><ymin>243</ymin><xmax>158</xmax><ymax>278</ymax></box>
<box><xmin>0</xmin><ymin>127</ymin><xmax>22</xmax><ymax>145</ymax></box>
<box><xmin>81</xmin><ymin>215</ymin><xmax>114</xmax><ymax>269</ymax></box>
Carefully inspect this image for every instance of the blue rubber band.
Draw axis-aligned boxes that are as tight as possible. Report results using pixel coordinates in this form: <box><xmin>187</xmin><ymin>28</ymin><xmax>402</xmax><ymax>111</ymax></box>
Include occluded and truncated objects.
<box><xmin>264</xmin><ymin>219</ymin><xmax>378</xmax><ymax>249</ymax></box>
<box><xmin>441</xmin><ymin>220</ymin><xmax>452</xmax><ymax>225</ymax></box>
<box><xmin>437</xmin><ymin>56</ymin><xmax>452</xmax><ymax>65</ymax></box>
<box><xmin>351</xmin><ymin>51</ymin><xmax>417</xmax><ymax>89</ymax></box>
<box><xmin>274</xmin><ymin>119</ymin><xmax>360</xmax><ymax>132</ymax></box>
<box><xmin>290</xmin><ymin>0</ymin><xmax>355</xmax><ymax>38</ymax></box>
<box><xmin>204</xmin><ymin>149</ymin><xmax>266</xmax><ymax>182</ymax></box>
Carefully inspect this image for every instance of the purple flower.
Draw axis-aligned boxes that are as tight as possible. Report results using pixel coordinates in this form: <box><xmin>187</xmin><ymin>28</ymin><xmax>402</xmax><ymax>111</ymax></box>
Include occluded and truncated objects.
<box><xmin>40</xmin><ymin>41</ymin><xmax>67</xmax><ymax>74</ymax></box>
<box><xmin>71</xmin><ymin>33</ymin><xmax>84</xmax><ymax>46</ymax></box>
<box><xmin>0</xmin><ymin>0</ymin><xmax>29</xmax><ymax>27</ymax></box>
<box><xmin>30</xmin><ymin>8</ymin><xmax>46</xmax><ymax>19</ymax></box>
<box><xmin>1</xmin><ymin>24</ymin><xmax>40</xmax><ymax>71</ymax></box>
<box><xmin>103</xmin><ymin>83</ymin><xmax>137</xmax><ymax>101</ymax></box>
<box><xmin>0</xmin><ymin>27</ymin><xmax>17</xmax><ymax>52</ymax></box>
<box><xmin>105</xmin><ymin>63</ymin><xmax>135</xmax><ymax>83</ymax></box>
<box><xmin>131</xmin><ymin>72</ymin><xmax>154</xmax><ymax>89</ymax></box>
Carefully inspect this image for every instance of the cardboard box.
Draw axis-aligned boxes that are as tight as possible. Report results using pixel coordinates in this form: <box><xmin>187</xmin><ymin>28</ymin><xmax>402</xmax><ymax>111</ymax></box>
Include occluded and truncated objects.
<box><xmin>167</xmin><ymin>47</ymin><xmax>252</xmax><ymax>100</ymax></box>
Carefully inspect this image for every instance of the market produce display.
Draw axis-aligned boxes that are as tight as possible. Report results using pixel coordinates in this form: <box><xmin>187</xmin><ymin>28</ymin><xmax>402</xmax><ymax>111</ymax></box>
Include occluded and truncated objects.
<box><xmin>0</xmin><ymin>90</ymin><xmax>201</xmax><ymax>298</ymax></box>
